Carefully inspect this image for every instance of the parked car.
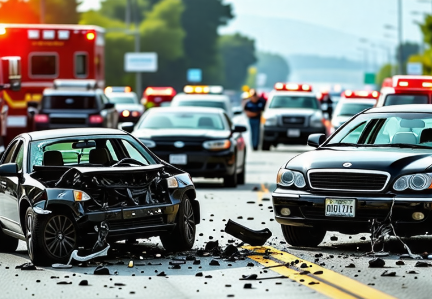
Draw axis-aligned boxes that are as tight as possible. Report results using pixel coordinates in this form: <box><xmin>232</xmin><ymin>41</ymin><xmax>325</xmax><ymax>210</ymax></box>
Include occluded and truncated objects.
<box><xmin>29</xmin><ymin>80</ymin><xmax>118</xmax><ymax>131</ymax></box>
<box><xmin>273</xmin><ymin>104</ymin><xmax>432</xmax><ymax>247</ymax></box>
<box><xmin>125</xmin><ymin>107</ymin><xmax>247</xmax><ymax>187</ymax></box>
<box><xmin>0</xmin><ymin>128</ymin><xmax>199</xmax><ymax>265</ymax></box>
<box><xmin>105</xmin><ymin>86</ymin><xmax>144</xmax><ymax>123</ymax></box>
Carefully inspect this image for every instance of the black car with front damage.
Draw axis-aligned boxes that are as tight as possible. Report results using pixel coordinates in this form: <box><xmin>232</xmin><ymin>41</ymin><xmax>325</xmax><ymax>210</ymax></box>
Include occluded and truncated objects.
<box><xmin>0</xmin><ymin>128</ymin><xmax>199</xmax><ymax>265</ymax></box>
<box><xmin>273</xmin><ymin>104</ymin><xmax>432</xmax><ymax>247</ymax></box>
<box><xmin>126</xmin><ymin>107</ymin><xmax>247</xmax><ymax>187</ymax></box>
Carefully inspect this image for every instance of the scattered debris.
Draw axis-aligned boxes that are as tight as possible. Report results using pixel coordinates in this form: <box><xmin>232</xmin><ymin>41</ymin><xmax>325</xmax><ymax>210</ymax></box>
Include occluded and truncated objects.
<box><xmin>241</xmin><ymin>274</ymin><xmax>258</xmax><ymax>280</ymax></box>
<box><xmin>247</xmin><ymin>262</ymin><xmax>254</xmax><ymax>267</ymax></box>
<box><xmin>205</xmin><ymin>241</ymin><xmax>219</xmax><ymax>251</ymax></box>
<box><xmin>243</xmin><ymin>283</ymin><xmax>253</xmax><ymax>289</ymax></box>
<box><xmin>313</xmin><ymin>271</ymin><xmax>323</xmax><ymax>275</ymax></box>
<box><xmin>396</xmin><ymin>261</ymin><xmax>405</xmax><ymax>266</ymax></box>
<box><xmin>195</xmin><ymin>272</ymin><xmax>203</xmax><ymax>277</ymax></box>
<box><xmin>15</xmin><ymin>263</ymin><xmax>37</xmax><ymax>271</ymax></box>
<box><xmin>93</xmin><ymin>265</ymin><xmax>111</xmax><ymax>275</ymax></box>
<box><xmin>407</xmin><ymin>270</ymin><xmax>418</xmax><ymax>274</ymax></box>
<box><xmin>156</xmin><ymin>272</ymin><xmax>166</xmax><ymax>277</ymax></box>
<box><xmin>128</xmin><ymin>261</ymin><xmax>134</xmax><ymax>268</ymax></box>
<box><xmin>381</xmin><ymin>271</ymin><xmax>396</xmax><ymax>277</ymax></box>
<box><xmin>222</xmin><ymin>245</ymin><xmax>238</xmax><ymax>257</ymax></box>
<box><xmin>57</xmin><ymin>281</ymin><xmax>72</xmax><ymax>285</ymax></box>
<box><xmin>209</xmin><ymin>260</ymin><xmax>220</xmax><ymax>266</ymax></box>
<box><xmin>79</xmin><ymin>280</ymin><xmax>89</xmax><ymax>286</ymax></box>
<box><xmin>415</xmin><ymin>261</ymin><xmax>431</xmax><ymax>267</ymax></box>
<box><xmin>225</xmin><ymin>219</ymin><xmax>272</xmax><ymax>246</ymax></box>
<box><xmin>368</xmin><ymin>258</ymin><xmax>385</xmax><ymax>268</ymax></box>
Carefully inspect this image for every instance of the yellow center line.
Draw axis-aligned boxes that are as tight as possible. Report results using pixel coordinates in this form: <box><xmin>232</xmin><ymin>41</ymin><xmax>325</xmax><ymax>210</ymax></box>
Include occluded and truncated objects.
<box><xmin>245</xmin><ymin>246</ymin><xmax>396</xmax><ymax>299</ymax></box>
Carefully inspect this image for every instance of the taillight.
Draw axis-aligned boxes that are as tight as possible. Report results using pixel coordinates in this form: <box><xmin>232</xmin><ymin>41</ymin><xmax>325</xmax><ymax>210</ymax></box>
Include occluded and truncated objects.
<box><xmin>89</xmin><ymin>115</ymin><xmax>103</xmax><ymax>124</ymax></box>
<box><xmin>131</xmin><ymin>111</ymin><xmax>140</xmax><ymax>117</ymax></box>
<box><xmin>121</xmin><ymin>110</ymin><xmax>130</xmax><ymax>117</ymax></box>
<box><xmin>34</xmin><ymin>114</ymin><xmax>48</xmax><ymax>123</ymax></box>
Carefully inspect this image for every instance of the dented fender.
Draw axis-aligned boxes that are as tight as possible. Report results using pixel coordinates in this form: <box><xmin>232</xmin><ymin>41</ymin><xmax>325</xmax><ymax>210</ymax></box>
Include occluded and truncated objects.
<box><xmin>43</xmin><ymin>188</ymin><xmax>85</xmax><ymax>218</ymax></box>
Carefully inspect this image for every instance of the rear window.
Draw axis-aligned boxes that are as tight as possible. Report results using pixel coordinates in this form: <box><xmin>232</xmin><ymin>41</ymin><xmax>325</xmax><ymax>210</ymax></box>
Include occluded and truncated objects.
<box><xmin>269</xmin><ymin>96</ymin><xmax>319</xmax><ymax>109</ymax></box>
<box><xmin>176</xmin><ymin>100</ymin><xmax>226</xmax><ymax>111</ymax></box>
<box><xmin>108</xmin><ymin>96</ymin><xmax>138</xmax><ymax>104</ymax></box>
<box><xmin>384</xmin><ymin>94</ymin><xmax>428</xmax><ymax>106</ymax></box>
<box><xmin>42</xmin><ymin>95</ymin><xmax>98</xmax><ymax>109</ymax></box>
<box><xmin>30</xmin><ymin>54</ymin><xmax>57</xmax><ymax>76</ymax></box>
<box><xmin>336</xmin><ymin>103</ymin><xmax>375</xmax><ymax>117</ymax></box>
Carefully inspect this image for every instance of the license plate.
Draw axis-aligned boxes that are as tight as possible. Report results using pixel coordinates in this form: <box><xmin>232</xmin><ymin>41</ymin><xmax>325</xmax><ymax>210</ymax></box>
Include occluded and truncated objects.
<box><xmin>325</xmin><ymin>198</ymin><xmax>355</xmax><ymax>217</ymax></box>
<box><xmin>169</xmin><ymin>154</ymin><xmax>187</xmax><ymax>165</ymax></box>
<box><xmin>287</xmin><ymin>129</ymin><xmax>301</xmax><ymax>137</ymax></box>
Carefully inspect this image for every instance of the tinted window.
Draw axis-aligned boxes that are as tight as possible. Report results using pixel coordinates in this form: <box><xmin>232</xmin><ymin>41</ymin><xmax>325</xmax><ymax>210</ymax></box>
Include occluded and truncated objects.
<box><xmin>336</xmin><ymin>103</ymin><xmax>374</xmax><ymax>117</ymax></box>
<box><xmin>176</xmin><ymin>100</ymin><xmax>226</xmax><ymax>110</ymax></box>
<box><xmin>42</xmin><ymin>95</ymin><xmax>98</xmax><ymax>109</ymax></box>
<box><xmin>75</xmin><ymin>53</ymin><xmax>88</xmax><ymax>77</ymax></box>
<box><xmin>31</xmin><ymin>55</ymin><xmax>57</xmax><ymax>76</ymax></box>
<box><xmin>3</xmin><ymin>141</ymin><xmax>19</xmax><ymax>164</ymax></box>
<box><xmin>139</xmin><ymin>111</ymin><xmax>226</xmax><ymax>130</ymax></box>
<box><xmin>269</xmin><ymin>96</ymin><xmax>318</xmax><ymax>109</ymax></box>
<box><xmin>108</xmin><ymin>96</ymin><xmax>138</xmax><ymax>104</ymax></box>
<box><xmin>14</xmin><ymin>145</ymin><xmax>24</xmax><ymax>172</ymax></box>
<box><xmin>384</xmin><ymin>94</ymin><xmax>428</xmax><ymax>106</ymax></box>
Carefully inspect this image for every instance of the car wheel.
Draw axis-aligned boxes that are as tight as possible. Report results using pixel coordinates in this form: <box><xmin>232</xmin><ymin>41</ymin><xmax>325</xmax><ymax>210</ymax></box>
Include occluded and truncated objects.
<box><xmin>281</xmin><ymin>225</ymin><xmax>326</xmax><ymax>247</ymax></box>
<box><xmin>237</xmin><ymin>154</ymin><xmax>246</xmax><ymax>185</ymax></box>
<box><xmin>26</xmin><ymin>207</ymin><xmax>77</xmax><ymax>266</ymax></box>
<box><xmin>160</xmin><ymin>195</ymin><xmax>196</xmax><ymax>252</ymax></box>
<box><xmin>0</xmin><ymin>224</ymin><xmax>19</xmax><ymax>252</ymax></box>
<box><xmin>262</xmin><ymin>141</ymin><xmax>271</xmax><ymax>151</ymax></box>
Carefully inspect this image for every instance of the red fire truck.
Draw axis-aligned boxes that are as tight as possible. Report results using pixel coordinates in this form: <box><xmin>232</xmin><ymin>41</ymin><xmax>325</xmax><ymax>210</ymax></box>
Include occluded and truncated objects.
<box><xmin>0</xmin><ymin>24</ymin><xmax>105</xmax><ymax>143</ymax></box>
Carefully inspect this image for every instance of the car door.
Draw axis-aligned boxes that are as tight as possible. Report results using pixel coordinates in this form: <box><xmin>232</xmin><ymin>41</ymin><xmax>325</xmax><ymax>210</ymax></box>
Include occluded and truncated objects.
<box><xmin>0</xmin><ymin>140</ymin><xmax>23</xmax><ymax>233</ymax></box>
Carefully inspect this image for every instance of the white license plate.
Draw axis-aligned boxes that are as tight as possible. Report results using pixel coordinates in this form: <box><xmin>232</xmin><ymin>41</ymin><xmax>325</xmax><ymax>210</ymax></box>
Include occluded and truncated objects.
<box><xmin>287</xmin><ymin>129</ymin><xmax>301</xmax><ymax>137</ymax></box>
<box><xmin>169</xmin><ymin>154</ymin><xmax>187</xmax><ymax>165</ymax></box>
<box><xmin>325</xmin><ymin>198</ymin><xmax>355</xmax><ymax>217</ymax></box>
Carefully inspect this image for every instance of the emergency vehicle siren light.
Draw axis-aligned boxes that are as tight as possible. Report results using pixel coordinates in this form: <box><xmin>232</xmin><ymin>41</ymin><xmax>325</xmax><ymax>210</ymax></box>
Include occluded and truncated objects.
<box><xmin>274</xmin><ymin>83</ymin><xmax>312</xmax><ymax>92</ymax></box>
<box><xmin>104</xmin><ymin>86</ymin><xmax>132</xmax><ymax>94</ymax></box>
<box><xmin>183</xmin><ymin>85</ymin><xmax>223</xmax><ymax>94</ymax></box>
<box><xmin>394</xmin><ymin>76</ymin><xmax>432</xmax><ymax>90</ymax></box>
<box><xmin>0</xmin><ymin>27</ymin><xmax>6</xmax><ymax>35</ymax></box>
<box><xmin>343</xmin><ymin>90</ymin><xmax>379</xmax><ymax>99</ymax></box>
<box><xmin>86</xmin><ymin>32</ymin><xmax>95</xmax><ymax>41</ymax></box>
<box><xmin>54</xmin><ymin>79</ymin><xmax>98</xmax><ymax>90</ymax></box>
<box><xmin>144</xmin><ymin>87</ymin><xmax>176</xmax><ymax>96</ymax></box>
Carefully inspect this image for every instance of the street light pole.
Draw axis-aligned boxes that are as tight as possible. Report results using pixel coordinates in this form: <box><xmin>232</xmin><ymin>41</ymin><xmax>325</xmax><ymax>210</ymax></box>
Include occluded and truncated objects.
<box><xmin>398</xmin><ymin>0</ymin><xmax>404</xmax><ymax>74</ymax></box>
<box><xmin>132</xmin><ymin>0</ymin><xmax>142</xmax><ymax>98</ymax></box>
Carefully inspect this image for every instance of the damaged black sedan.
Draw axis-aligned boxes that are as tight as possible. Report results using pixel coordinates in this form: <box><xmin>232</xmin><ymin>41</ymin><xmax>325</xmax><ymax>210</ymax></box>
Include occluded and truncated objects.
<box><xmin>273</xmin><ymin>105</ymin><xmax>432</xmax><ymax>247</ymax></box>
<box><xmin>0</xmin><ymin>128</ymin><xmax>199</xmax><ymax>265</ymax></box>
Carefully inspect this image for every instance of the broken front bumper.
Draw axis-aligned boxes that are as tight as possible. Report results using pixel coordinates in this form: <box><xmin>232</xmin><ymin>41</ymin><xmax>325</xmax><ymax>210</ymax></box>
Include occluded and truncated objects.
<box><xmin>272</xmin><ymin>188</ymin><xmax>432</xmax><ymax>236</ymax></box>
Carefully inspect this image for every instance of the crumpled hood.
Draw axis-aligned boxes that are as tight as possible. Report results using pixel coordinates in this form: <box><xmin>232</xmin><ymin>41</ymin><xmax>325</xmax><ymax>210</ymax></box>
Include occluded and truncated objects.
<box><xmin>287</xmin><ymin>148</ymin><xmax>432</xmax><ymax>176</ymax></box>
<box><xmin>132</xmin><ymin>129</ymin><xmax>231</xmax><ymax>140</ymax></box>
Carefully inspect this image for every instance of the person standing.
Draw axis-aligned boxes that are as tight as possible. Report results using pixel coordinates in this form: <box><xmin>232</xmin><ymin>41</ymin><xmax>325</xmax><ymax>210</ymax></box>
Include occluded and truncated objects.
<box><xmin>244</xmin><ymin>89</ymin><xmax>266</xmax><ymax>150</ymax></box>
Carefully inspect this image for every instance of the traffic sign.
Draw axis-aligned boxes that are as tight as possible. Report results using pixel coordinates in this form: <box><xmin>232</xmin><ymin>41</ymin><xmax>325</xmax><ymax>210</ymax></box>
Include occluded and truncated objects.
<box><xmin>124</xmin><ymin>52</ymin><xmax>158</xmax><ymax>72</ymax></box>
<box><xmin>364</xmin><ymin>73</ymin><xmax>376</xmax><ymax>85</ymax></box>
<box><xmin>187</xmin><ymin>69</ymin><xmax>202</xmax><ymax>83</ymax></box>
<box><xmin>407</xmin><ymin>62</ymin><xmax>422</xmax><ymax>75</ymax></box>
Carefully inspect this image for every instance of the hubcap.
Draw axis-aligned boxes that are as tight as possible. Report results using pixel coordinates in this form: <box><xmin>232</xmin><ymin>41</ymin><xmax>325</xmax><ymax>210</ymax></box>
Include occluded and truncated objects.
<box><xmin>44</xmin><ymin>215</ymin><xmax>76</xmax><ymax>259</ymax></box>
<box><xmin>183</xmin><ymin>199</ymin><xmax>195</xmax><ymax>242</ymax></box>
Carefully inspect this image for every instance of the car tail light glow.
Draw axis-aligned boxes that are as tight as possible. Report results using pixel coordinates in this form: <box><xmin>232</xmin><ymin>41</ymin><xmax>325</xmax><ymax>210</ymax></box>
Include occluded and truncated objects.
<box><xmin>343</xmin><ymin>90</ymin><xmax>379</xmax><ymax>99</ymax></box>
<box><xmin>34</xmin><ymin>114</ymin><xmax>48</xmax><ymax>123</ymax></box>
<box><xmin>131</xmin><ymin>111</ymin><xmax>140</xmax><ymax>117</ymax></box>
<box><xmin>274</xmin><ymin>82</ymin><xmax>313</xmax><ymax>92</ymax></box>
<box><xmin>89</xmin><ymin>115</ymin><xmax>103</xmax><ymax>124</ymax></box>
<box><xmin>121</xmin><ymin>110</ymin><xmax>130</xmax><ymax>117</ymax></box>
<box><xmin>144</xmin><ymin>87</ymin><xmax>176</xmax><ymax>97</ymax></box>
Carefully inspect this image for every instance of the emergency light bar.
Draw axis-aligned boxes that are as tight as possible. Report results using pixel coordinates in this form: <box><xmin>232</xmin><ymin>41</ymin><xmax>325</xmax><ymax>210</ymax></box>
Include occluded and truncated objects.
<box><xmin>343</xmin><ymin>90</ymin><xmax>379</xmax><ymax>99</ymax></box>
<box><xmin>105</xmin><ymin>86</ymin><xmax>132</xmax><ymax>93</ymax></box>
<box><xmin>144</xmin><ymin>87</ymin><xmax>176</xmax><ymax>96</ymax></box>
<box><xmin>183</xmin><ymin>85</ymin><xmax>223</xmax><ymax>94</ymax></box>
<box><xmin>391</xmin><ymin>76</ymin><xmax>432</xmax><ymax>90</ymax></box>
<box><xmin>274</xmin><ymin>82</ymin><xmax>312</xmax><ymax>92</ymax></box>
<box><xmin>53</xmin><ymin>79</ymin><xmax>98</xmax><ymax>90</ymax></box>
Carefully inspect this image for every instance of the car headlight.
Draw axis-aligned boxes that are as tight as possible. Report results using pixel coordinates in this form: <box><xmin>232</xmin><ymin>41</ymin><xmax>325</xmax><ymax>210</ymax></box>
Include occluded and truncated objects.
<box><xmin>203</xmin><ymin>140</ymin><xmax>231</xmax><ymax>151</ymax></box>
<box><xmin>264</xmin><ymin>116</ymin><xmax>277</xmax><ymax>126</ymax></box>
<box><xmin>73</xmin><ymin>190</ymin><xmax>91</xmax><ymax>202</ymax></box>
<box><xmin>167</xmin><ymin>177</ymin><xmax>178</xmax><ymax>188</ymax></box>
<box><xmin>277</xmin><ymin>169</ymin><xmax>306</xmax><ymax>188</ymax></box>
<box><xmin>393</xmin><ymin>173</ymin><xmax>432</xmax><ymax>191</ymax></box>
<box><xmin>140</xmin><ymin>139</ymin><xmax>156</xmax><ymax>148</ymax></box>
<box><xmin>310</xmin><ymin>111</ymin><xmax>324</xmax><ymax>128</ymax></box>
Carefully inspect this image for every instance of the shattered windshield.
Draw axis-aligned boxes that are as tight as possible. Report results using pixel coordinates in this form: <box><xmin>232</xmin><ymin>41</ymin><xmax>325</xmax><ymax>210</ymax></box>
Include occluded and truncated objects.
<box><xmin>325</xmin><ymin>112</ymin><xmax>432</xmax><ymax>148</ymax></box>
<box><xmin>28</xmin><ymin>135</ymin><xmax>156</xmax><ymax>172</ymax></box>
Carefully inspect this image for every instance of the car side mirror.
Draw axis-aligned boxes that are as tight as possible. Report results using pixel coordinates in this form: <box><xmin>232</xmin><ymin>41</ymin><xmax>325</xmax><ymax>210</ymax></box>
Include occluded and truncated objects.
<box><xmin>1</xmin><ymin>57</ymin><xmax>21</xmax><ymax>91</ymax></box>
<box><xmin>233</xmin><ymin>125</ymin><xmax>247</xmax><ymax>133</ymax></box>
<box><xmin>307</xmin><ymin>133</ymin><xmax>326</xmax><ymax>148</ymax></box>
<box><xmin>120</xmin><ymin>122</ymin><xmax>135</xmax><ymax>133</ymax></box>
<box><xmin>104</xmin><ymin>102</ymin><xmax>115</xmax><ymax>109</ymax></box>
<box><xmin>0</xmin><ymin>163</ymin><xmax>19</xmax><ymax>176</ymax></box>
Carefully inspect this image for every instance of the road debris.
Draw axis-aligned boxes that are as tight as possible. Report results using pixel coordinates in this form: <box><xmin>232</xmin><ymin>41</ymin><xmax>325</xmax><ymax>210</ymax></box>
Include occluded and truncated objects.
<box><xmin>93</xmin><ymin>265</ymin><xmax>111</xmax><ymax>275</ymax></box>
<box><xmin>381</xmin><ymin>270</ymin><xmax>396</xmax><ymax>277</ymax></box>
<box><xmin>225</xmin><ymin>219</ymin><xmax>272</xmax><ymax>246</ymax></box>
<box><xmin>368</xmin><ymin>258</ymin><xmax>385</xmax><ymax>268</ymax></box>
<box><xmin>15</xmin><ymin>263</ymin><xmax>37</xmax><ymax>271</ymax></box>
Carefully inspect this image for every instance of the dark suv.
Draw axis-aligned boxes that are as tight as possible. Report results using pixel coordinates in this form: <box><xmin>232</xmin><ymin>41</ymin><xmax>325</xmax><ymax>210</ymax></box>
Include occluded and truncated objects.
<box><xmin>29</xmin><ymin>80</ymin><xmax>118</xmax><ymax>131</ymax></box>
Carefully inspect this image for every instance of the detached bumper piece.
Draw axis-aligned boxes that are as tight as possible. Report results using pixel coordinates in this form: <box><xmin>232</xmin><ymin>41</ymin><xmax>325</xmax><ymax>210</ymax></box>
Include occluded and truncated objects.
<box><xmin>225</xmin><ymin>219</ymin><xmax>272</xmax><ymax>246</ymax></box>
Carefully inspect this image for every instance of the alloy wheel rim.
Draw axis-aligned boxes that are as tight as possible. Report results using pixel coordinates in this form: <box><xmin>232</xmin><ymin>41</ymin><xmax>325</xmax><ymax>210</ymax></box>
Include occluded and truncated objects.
<box><xmin>183</xmin><ymin>199</ymin><xmax>195</xmax><ymax>242</ymax></box>
<box><xmin>44</xmin><ymin>215</ymin><xmax>76</xmax><ymax>259</ymax></box>
<box><xmin>26</xmin><ymin>213</ymin><xmax>33</xmax><ymax>257</ymax></box>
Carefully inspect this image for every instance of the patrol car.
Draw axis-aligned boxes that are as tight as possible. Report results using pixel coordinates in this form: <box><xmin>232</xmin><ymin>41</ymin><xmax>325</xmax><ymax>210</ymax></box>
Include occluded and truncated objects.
<box><xmin>261</xmin><ymin>83</ymin><xmax>326</xmax><ymax>150</ymax></box>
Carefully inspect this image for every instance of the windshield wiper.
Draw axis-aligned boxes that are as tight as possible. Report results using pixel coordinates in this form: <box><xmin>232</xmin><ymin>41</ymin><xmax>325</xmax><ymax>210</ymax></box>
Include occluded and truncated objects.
<box><xmin>372</xmin><ymin>143</ymin><xmax>432</xmax><ymax>149</ymax></box>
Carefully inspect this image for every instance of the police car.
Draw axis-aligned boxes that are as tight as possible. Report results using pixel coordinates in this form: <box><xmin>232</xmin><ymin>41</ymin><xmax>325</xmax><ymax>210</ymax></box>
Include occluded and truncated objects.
<box><xmin>261</xmin><ymin>83</ymin><xmax>326</xmax><ymax>150</ymax></box>
<box><xmin>376</xmin><ymin>75</ymin><xmax>432</xmax><ymax>107</ymax></box>
<box><xmin>142</xmin><ymin>86</ymin><xmax>176</xmax><ymax>109</ymax></box>
<box><xmin>331</xmin><ymin>90</ymin><xmax>379</xmax><ymax>131</ymax></box>
<box><xmin>170</xmin><ymin>85</ymin><xmax>236</xmax><ymax>119</ymax></box>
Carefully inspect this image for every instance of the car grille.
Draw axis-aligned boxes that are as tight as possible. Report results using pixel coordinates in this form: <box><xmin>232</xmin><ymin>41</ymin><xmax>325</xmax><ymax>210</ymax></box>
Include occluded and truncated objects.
<box><xmin>108</xmin><ymin>217</ymin><xmax>164</xmax><ymax>230</ymax></box>
<box><xmin>153</xmin><ymin>142</ymin><xmax>203</xmax><ymax>152</ymax></box>
<box><xmin>282</xmin><ymin>116</ymin><xmax>305</xmax><ymax>125</ymax></box>
<box><xmin>50</xmin><ymin>118</ymin><xmax>87</xmax><ymax>125</ymax></box>
<box><xmin>308</xmin><ymin>170</ymin><xmax>390</xmax><ymax>191</ymax></box>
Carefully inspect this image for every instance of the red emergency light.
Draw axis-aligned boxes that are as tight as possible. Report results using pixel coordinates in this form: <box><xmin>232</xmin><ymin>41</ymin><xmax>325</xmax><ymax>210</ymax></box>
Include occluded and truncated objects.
<box><xmin>343</xmin><ymin>90</ymin><xmax>379</xmax><ymax>99</ymax></box>
<box><xmin>274</xmin><ymin>82</ymin><xmax>312</xmax><ymax>92</ymax></box>
<box><xmin>144</xmin><ymin>87</ymin><xmax>176</xmax><ymax>97</ymax></box>
<box><xmin>392</xmin><ymin>76</ymin><xmax>432</xmax><ymax>91</ymax></box>
<box><xmin>382</xmin><ymin>78</ymin><xmax>393</xmax><ymax>88</ymax></box>
<box><xmin>86</xmin><ymin>32</ymin><xmax>95</xmax><ymax>41</ymax></box>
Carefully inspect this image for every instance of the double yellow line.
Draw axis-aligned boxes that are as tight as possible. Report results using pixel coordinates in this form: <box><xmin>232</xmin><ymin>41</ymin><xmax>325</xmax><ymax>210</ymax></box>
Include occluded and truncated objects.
<box><xmin>246</xmin><ymin>246</ymin><xmax>395</xmax><ymax>299</ymax></box>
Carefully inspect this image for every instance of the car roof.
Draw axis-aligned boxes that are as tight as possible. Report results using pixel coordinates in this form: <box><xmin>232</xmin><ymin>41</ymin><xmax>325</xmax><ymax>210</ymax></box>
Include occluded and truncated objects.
<box><xmin>146</xmin><ymin>106</ymin><xmax>225</xmax><ymax>114</ymax></box>
<box><xmin>172</xmin><ymin>94</ymin><xmax>230</xmax><ymax>102</ymax></box>
<box><xmin>366</xmin><ymin>104</ymin><xmax>432</xmax><ymax>114</ymax></box>
<box><xmin>106</xmin><ymin>92</ymin><xmax>137</xmax><ymax>97</ymax></box>
<box><xmin>25</xmin><ymin>128</ymin><xmax>127</xmax><ymax>141</ymax></box>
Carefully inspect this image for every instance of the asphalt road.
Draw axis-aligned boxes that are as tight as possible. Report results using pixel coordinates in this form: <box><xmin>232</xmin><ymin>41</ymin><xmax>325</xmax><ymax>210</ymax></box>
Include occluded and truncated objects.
<box><xmin>2</xmin><ymin>143</ymin><xmax>432</xmax><ymax>299</ymax></box>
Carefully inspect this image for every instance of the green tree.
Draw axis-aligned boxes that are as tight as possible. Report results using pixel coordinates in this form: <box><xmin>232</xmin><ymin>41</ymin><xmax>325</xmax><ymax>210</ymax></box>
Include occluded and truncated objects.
<box><xmin>218</xmin><ymin>33</ymin><xmax>256</xmax><ymax>90</ymax></box>
<box><xmin>375</xmin><ymin>64</ymin><xmax>394</xmax><ymax>87</ymax></box>
<box><xmin>256</xmin><ymin>52</ymin><xmax>290</xmax><ymax>88</ymax></box>
<box><xmin>181</xmin><ymin>0</ymin><xmax>233</xmax><ymax>83</ymax></box>
<box><xmin>99</xmin><ymin>0</ymin><xmax>153</xmax><ymax>24</ymax></box>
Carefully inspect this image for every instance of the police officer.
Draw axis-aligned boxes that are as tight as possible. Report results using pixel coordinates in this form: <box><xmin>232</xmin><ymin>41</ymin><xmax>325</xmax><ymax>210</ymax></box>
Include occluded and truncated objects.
<box><xmin>244</xmin><ymin>89</ymin><xmax>266</xmax><ymax>150</ymax></box>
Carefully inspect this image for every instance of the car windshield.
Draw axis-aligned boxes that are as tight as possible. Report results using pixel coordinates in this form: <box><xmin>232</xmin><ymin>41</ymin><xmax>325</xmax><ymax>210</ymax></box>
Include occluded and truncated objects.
<box><xmin>175</xmin><ymin>100</ymin><xmax>226</xmax><ymax>111</ymax></box>
<box><xmin>29</xmin><ymin>135</ymin><xmax>156</xmax><ymax>171</ymax></box>
<box><xmin>107</xmin><ymin>95</ymin><xmax>138</xmax><ymax>104</ymax></box>
<box><xmin>42</xmin><ymin>95</ymin><xmax>98</xmax><ymax>109</ymax></box>
<box><xmin>138</xmin><ymin>111</ymin><xmax>226</xmax><ymax>130</ymax></box>
<box><xmin>325</xmin><ymin>112</ymin><xmax>432</xmax><ymax>148</ymax></box>
<box><xmin>335</xmin><ymin>103</ymin><xmax>374</xmax><ymax>117</ymax></box>
<box><xmin>269</xmin><ymin>95</ymin><xmax>318</xmax><ymax>109</ymax></box>
<box><xmin>384</xmin><ymin>94</ymin><xmax>428</xmax><ymax>106</ymax></box>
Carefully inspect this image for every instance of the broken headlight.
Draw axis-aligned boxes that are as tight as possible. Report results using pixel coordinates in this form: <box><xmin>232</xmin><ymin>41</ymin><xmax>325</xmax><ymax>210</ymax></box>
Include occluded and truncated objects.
<box><xmin>393</xmin><ymin>173</ymin><xmax>432</xmax><ymax>191</ymax></box>
<box><xmin>167</xmin><ymin>177</ymin><xmax>178</xmax><ymax>188</ymax></box>
<box><xmin>73</xmin><ymin>190</ymin><xmax>91</xmax><ymax>202</ymax></box>
<box><xmin>277</xmin><ymin>169</ymin><xmax>306</xmax><ymax>188</ymax></box>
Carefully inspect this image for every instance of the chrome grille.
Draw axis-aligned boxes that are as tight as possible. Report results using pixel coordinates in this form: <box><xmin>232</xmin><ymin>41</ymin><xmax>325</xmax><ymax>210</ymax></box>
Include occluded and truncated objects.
<box><xmin>282</xmin><ymin>116</ymin><xmax>305</xmax><ymax>125</ymax></box>
<box><xmin>308</xmin><ymin>169</ymin><xmax>390</xmax><ymax>192</ymax></box>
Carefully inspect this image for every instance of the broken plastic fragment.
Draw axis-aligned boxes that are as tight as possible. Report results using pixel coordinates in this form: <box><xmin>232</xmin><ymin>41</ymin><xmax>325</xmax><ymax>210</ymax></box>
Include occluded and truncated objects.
<box><xmin>225</xmin><ymin>219</ymin><xmax>272</xmax><ymax>246</ymax></box>
<box><xmin>67</xmin><ymin>245</ymin><xmax>110</xmax><ymax>264</ymax></box>
<box><xmin>415</xmin><ymin>261</ymin><xmax>431</xmax><ymax>267</ymax></box>
<box><xmin>93</xmin><ymin>265</ymin><xmax>111</xmax><ymax>275</ymax></box>
<box><xmin>381</xmin><ymin>271</ymin><xmax>396</xmax><ymax>277</ymax></box>
<box><xmin>128</xmin><ymin>261</ymin><xmax>134</xmax><ymax>268</ymax></box>
<box><xmin>209</xmin><ymin>259</ymin><xmax>220</xmax><ymax>266</ymax></box>
<box><xmin>241</xmin><ymin>274</ymin><xmax>258</xmax><ymax>280</ymax></box>
<box><xmin>79</xmin><ymin>280</ymin><xmax>89</xmax><ymax>286</ymax></box>
<box><xmin>52</xmin><ymin>264</ymin><xmax>73</xmax><ymax>269</ymax></box>
<box><xmin>15</xmin><ymin>263</ymin><xmax>37</xmax><ymax>271</ymax></box>
<box><xmin>396</xmin><ymin>260</ymin><xmax>405</xmax><ymax>266</ymax></box>
<box><xmin>205</xmin><ymin>241</ymin><xmax>219</xmax><ymax>251</ymax></box>
<box><xmin>368</xmin><ymin>258</ymin><xmax>385</xmax><ymax>268</ymax></box>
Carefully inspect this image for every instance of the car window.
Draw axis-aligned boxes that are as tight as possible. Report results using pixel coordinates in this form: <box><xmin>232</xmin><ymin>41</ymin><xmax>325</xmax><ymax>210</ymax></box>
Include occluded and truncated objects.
<box><xmin>269</xmin><ymin>96</ymin><xmax>318</xmax><ymax>109</ymax></box>
<box><xmin>108</xmin><ymin>96</ymin><xmax>138</xmax><ymax>104</ymax></box>
<box><xmin>14</xmin><ymin>144</ymin><xmax>24</xmax><ymax>172</ymax></box>
<box><xmin>340</xmin><ymin>122</ymin><xmax>366</xmax><ymax>143</ymax></box>
<box><xmin>42</xmin><ymin>95</ymin><xmax>98</xmax><ymax>109</ymax></box>
<box><xmin>138</xmin><ymin>112</ymin><xmax>225</xmax><ymax>130</ymax></box>
<box><xmin>101</xmin><ymin>94</ymin><xmax>110</xmax><ymax>104</ymax></box>
<box><xmin>335</xmin><ymin>103</ymin><xmax>375</xmax><ymax>117</ymax></box>
<box><xmin>384</xmin><ymin>94</ymin><xmax>428</xmax><ymax>106</ymax></box>
<box><xmin>175</xmin><ymin>100</ymin><xmax>226</xmax><ymax>111</ymax></box>
<box><xmin>3</xmin><ymin>141</ymin><xmax>19</xmax><ymax>164</ymax></box>
<box><xmin>121</xmin><ymin>140</ymin><xmax>150</xmax><ymax>165</ymax></box>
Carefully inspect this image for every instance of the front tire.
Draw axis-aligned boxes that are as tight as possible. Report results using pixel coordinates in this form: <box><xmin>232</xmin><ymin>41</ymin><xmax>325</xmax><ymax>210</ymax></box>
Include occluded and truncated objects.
<box><xmin>223</xmin><ymin>161</ymin><xmax>238</xmax><ymax>188</ymax></box>
<box><xmin>160</xmin><ymin>195</ymin><xmax>196</xmax><ymax>252</ymax></box>
<box><xmin>281</xmin><ymin>225</ymin><xmax>326</xmax><ymax>247</ymax></box>
<box><xmin>0</xmin><ymin>225</ymin><xmax>19</xmax><ymax>252</ymax></box>
<box><xmin>26</xmin><ymin>207</ymin><xmax>77</xmax><ymax>266</ymax></box>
